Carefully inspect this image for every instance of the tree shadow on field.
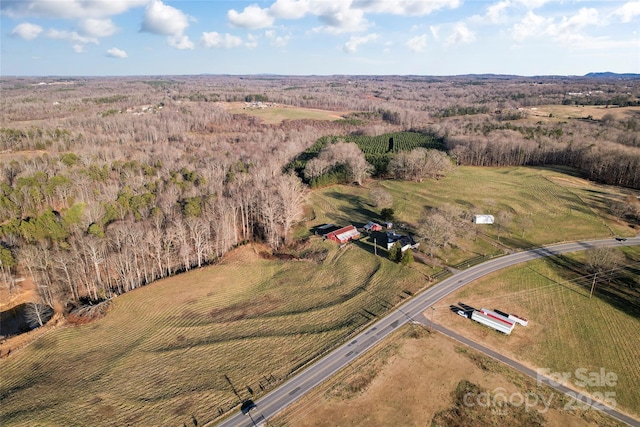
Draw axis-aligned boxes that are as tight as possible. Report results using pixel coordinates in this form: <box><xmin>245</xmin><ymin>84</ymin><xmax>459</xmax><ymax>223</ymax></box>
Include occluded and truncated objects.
<box><xmin>326</xmin><ymin>190</ymin><xmax>380</xmax><ymax>223</ymax></box>
<box><xmin>544</xmin><ymin>253</ymin><xmax>640</xmax><ymax>320</ymax></box>
<box><xmin>454</xmin><ymin>199</ymin><xmax>476</xmax><ymax>210</ymax></box>
<box><xmin>555</xmin><ymin>194</ymin><xmax>592</xmax><ymax>215</ymax></box>
<box><xmin>352</xmin><ymin>234</ymin><xmax>389</xmax><ymax>258</ymax></box>
<box><xmin>524</xmin><ymin>253</ymin><xmax>589</xmax><ymax>297</ymax></box>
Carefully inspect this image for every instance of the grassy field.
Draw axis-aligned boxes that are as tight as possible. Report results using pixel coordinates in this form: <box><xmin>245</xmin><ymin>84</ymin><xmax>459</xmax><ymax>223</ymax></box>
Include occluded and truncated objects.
<box><xmin>224</xmin><ymin>102</ymin><xmax>346</xmax><ymax>124</ymax></box>
<box><xmin>272</xmin><ymin>324</ymin><xmax>625</xmax><ymax>426</ymax></box>
<box><xmin>522</xmin><ymin>105</ymin><xmax>640</xmax><ymax>122</ymax></box>
<box><xmin>439</xmin><ymin>246</ymin><xmax>640</xmax><ymax>417</ymax></box>
<box><xmin>303</xmin><ymin>166</ymin><xmax>636</xmax><ymax>265</ymax></box>
<box><xmin>0</xmin><ymin>240</ymin><xmax>428</xmax><ymax>426</ymax></box>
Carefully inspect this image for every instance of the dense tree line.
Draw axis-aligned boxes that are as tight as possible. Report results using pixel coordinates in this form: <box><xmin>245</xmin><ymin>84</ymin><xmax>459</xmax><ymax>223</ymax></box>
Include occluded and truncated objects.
<box><xmin>0</xmin><ymin>150</ymin><xmax>308</xmax><ymax>310</ymax></box>
<box><xmin>443</xmin><ymin>118</ymin><xmax>640</xmax><ymax>188</ymax></box>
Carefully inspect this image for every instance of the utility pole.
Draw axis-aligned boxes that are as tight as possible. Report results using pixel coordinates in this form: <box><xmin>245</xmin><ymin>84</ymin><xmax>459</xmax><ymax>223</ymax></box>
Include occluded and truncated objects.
<box><xmin>374</xmin><ymin>238</ymin><xmax>377</xmax><ymax>256</ymax></box>
<box><xmin>590</xmin><ymin>272</ymin><xmax>598</xmax><ymax>298</ymax></box>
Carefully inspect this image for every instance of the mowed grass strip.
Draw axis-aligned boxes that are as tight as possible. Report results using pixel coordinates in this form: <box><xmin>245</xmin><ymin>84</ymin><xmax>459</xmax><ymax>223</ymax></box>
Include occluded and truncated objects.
<box><xmin>0</xmin><ymin>241</ymin><xmax>423</xmax><ymax>426</ymax></box>
<box><xmin>442</xmin><ymin>246</ymin><xmax>640</xmax><ymax>417</ymax></box>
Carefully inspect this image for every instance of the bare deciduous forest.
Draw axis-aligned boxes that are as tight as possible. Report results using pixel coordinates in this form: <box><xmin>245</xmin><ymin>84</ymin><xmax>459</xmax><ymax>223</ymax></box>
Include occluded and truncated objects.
<box><xmin>1</xmin><ymin>74</ymin><xmax>639</xmax><ymax>321</ymax></box>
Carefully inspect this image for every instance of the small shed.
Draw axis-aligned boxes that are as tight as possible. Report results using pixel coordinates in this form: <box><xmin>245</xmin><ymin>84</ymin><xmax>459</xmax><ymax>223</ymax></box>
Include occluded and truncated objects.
<box><xmin>363</xmin><ymin>221</ymin><xmax>383</xmax><ymax>232</ymax></box>
<box><xmin>473</xmin><ymin>214</ymin><xmax>494</xmax><ymax>224</ymax></box>
<box><xmin>326</xmin><ymin>225</ymin><xmax>361</xmax><ymax>244</ymax></box>
<box><xmin>315</xmin><ymin>223</ymin><xmax>338</xmax><ymax>235</ymax></box>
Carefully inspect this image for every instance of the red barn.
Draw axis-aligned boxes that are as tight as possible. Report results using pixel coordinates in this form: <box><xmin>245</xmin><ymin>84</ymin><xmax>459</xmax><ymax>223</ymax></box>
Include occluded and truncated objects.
<box><xmin>325</xmin><ymin>225</ymin><xmax>361</xmax><ymax>244</ymax></box>
<box><xmin>363</xmin><ymin>221</ymin><xmax>383</xmax><ymax>232</ymax></box>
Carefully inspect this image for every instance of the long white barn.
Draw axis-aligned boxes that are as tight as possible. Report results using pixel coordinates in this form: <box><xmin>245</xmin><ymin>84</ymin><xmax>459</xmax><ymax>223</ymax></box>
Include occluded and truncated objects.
<box><xmin>471</xmin><ymin>308</ymin><xmax>515</xmax><ymax>334</ymax></box>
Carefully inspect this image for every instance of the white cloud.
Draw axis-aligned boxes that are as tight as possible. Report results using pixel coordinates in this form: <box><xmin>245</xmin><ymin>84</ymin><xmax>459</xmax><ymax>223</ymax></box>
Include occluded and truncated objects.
<box><xmin>314</xmin><ymin>6</ymin><xmax>370</xmax><ymax>34</ymax></box>
<box><xmin>141</xmin><ymin>0</ymin><xmax>190</xmax><ymax>36</ymax></box>
<box><xmin>245</xmin><ymin>34</ymin><xmax>259</xmax><ymax>49</ymax></box>
<box><xmin>11</xmin><ymin>22</ymin><xmax>43</xmax><ymax>40</ymax></box>
<box><xmin>513</xmin><ymin>0</ymin><xmax>551</xmax><ymax>10</ymax></box>
<box><xmin>168</xmin><ymin>35</ymin><xmax>194</xmax><ymax>50</ymax></box>
<box><xmin>546</xmin><ymin>8</ymin><xmax>600</xmax><ymax>37</ymax></box>
<box><xmin>107</xmin><ymin>47</ymin><xmax>128</xmax><ymax>58</ymax></box>
<box><xmin>0</xmin><ymin>0</ymin><xmax>149</xmax><ymax>19</ymax></box>
<box><xmin>429</xmin><ymin>25</ymin><xmax>440</xmax><ymax>40</ymax></box>
<box><xmin>228</xmin><ymin>4</ymin><xmax>275</xmax><ymax>29</ymax></box>
<box><xmin>265</xmin><ymin>30</ymin><xmax>290</xmax><ymax>47</ymax></box>
<box><xmin>140</xmin><ymin>0</ymin><xmax>194</xmax><ymax>50</ymax></box>
<box><xmin>552</xmin><ymin>33</ymin><xmax>638</xmax><ymax>51</ymax></box>
<box><xmin>356</xmin><ymin>0</ymin><xmax>461</xmax><ymax>16</ymax></box>
<box><xmin>484</xmin><ymin>0</ymin><xmax>511</xmax><ymax>24</ymax></box>
<box><xmin>446</xmin><ymin>23</ymin><xmax>475</xmax><ymax>47</ymax></box>
<box><xmin>511</xmin><ymin>11</ymin><xmax>551</xmax><ymax>41</ymax></box>
<box><xmin>72</xmin><ymin>44</ymin><xmax>85</xmax><ymax>53</ymax></box>
<box><xmin>269</xmin><ymin>0</ymin><xmax>312</xmax><ymax>19</ymax></box>
<box><xmin>611</xmin><ymin>1</ymin><xmax>640</xmax><ymax>23</ymax></box>
<box><xmin>511</xmin><ymin>7</ymin><xmax>611</xmax><ymax>49</ymax></box>
<box><xmin>343</xmin><ymin>33</ymin><xmax>378</xmax><ymax>53</ymax></box>
<box><xmin>406</xmin><ymin>34</ymin><xmax>428</xmax><ymax>52</ymax></box>
<box><xmin>46</xmin><ymin>28</ymin><xmax>99</xmax><ymax>45</ymax></box>
<box><xmin>78</xmin><ymin>18</ymin><xmax>118</xmax><ymax>38</ymax></box>
<box><xmin>225</xmin><ymin>0</ymin><xmax>459</xmax><ymax>34</ymax></box>
<box><xmin>201</xmin><ymin>32</ymin><xmax>243</xmax><ymax>49</ymax></box>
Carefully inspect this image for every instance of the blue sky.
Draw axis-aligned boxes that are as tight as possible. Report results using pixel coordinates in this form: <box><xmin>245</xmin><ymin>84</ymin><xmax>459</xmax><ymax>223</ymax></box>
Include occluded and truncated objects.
<box><xmin>1</xmin><ymin>0</ymin><xmax>639</xmax><ymax>76</ymax></box>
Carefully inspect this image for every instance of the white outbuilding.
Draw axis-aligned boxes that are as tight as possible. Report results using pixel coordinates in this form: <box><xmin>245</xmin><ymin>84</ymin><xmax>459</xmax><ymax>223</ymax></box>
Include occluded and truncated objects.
<box><xmin>472</xmin><ymin>214</ymin><xmax>494</xmax><ymax>224</ymax></box>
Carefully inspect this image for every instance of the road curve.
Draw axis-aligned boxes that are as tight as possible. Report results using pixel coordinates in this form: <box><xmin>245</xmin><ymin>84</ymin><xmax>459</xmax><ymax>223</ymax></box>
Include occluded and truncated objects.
<box><xmin>214</xmin><ymin>236</ymin><xmax>640</xmax><ymax>427</ymax></box>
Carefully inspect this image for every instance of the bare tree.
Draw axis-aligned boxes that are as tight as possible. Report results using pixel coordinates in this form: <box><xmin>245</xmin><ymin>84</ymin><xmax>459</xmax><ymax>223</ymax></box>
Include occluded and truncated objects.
<box><xmin>276</xmin><ymin>173</ymin><xmax>306</xmax><ymax>245</ymax></box>
<box><xmin>370</xmin><ymin>188</ymin><xmax>393</xmax><ymax>208</ymax></box>
<box><xmin>417</xmin><ymin>212</ymin><xmax>455</xmax><ymax>257</ymax></box>
<box><xmin>586</xmin><ymin>247</ymin><xmax>625</xmax><ymax>296</ymax></box>
<box><xmin>305</xmin><ymin>142</ymin><xmax>372</xmax><ymax>184</ymax></box>
<box><xmin>347</xmin><ymin>154</ymin><xmax>373</xmax><ymax>185</ymax></box>
<box><xmin>187</xmin><ymin>217</ymin><xmax>210</xmax><ymax>268</ymax></box>
<box><xmin>24</xmin><ymin>301</ymin><xmax>54</xmax><ymax>329</ymax></box>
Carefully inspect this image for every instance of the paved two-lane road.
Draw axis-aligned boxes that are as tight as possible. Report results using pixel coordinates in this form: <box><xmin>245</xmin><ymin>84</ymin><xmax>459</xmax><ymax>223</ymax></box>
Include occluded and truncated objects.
<box><xmin>215</xmin><ymin>236</ymin><xmax>640</xmax><ymax>427</ymax></box>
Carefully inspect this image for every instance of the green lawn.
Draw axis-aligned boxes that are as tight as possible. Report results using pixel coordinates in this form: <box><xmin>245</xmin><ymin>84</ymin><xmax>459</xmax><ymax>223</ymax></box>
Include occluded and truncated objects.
<box><xmin>304</xmin><ymin>166</ymin><xmax>635</xmax><ymax>265</ymax></box>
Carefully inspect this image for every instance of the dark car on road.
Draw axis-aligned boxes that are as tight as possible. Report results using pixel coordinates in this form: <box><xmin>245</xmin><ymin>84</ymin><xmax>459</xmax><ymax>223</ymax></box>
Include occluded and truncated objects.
<box><xmin>241</xmin><ymin>399</ymin><xmax>257</xmax><ymax>415</ymax></box>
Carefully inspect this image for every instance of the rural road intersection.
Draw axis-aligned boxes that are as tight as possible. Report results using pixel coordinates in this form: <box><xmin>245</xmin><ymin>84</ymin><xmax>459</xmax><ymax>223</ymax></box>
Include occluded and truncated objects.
<box><xmin>214</xmin><ymin>235</ymin><xmax>640</xmax><ymax>427</ymax></box>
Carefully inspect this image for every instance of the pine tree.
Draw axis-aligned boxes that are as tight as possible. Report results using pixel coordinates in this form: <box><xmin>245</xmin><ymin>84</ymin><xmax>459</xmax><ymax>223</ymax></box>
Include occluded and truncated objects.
<box><xmin>401</xmin><ymin>248</ymin><xmax>414</xmax><ymax>265</ymax></box>
<box><xmin>388</xmin><ymin>242</ymin><xmax>402</xmax><ymax>263</ymax></box>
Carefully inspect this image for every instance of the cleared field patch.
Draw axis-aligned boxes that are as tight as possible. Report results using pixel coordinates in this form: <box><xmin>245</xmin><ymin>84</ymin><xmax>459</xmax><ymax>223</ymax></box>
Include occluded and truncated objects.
<box><xmin>224</xmin><ymin>102</ymin><xmax>347</xmax><ymax>124</ymax></box>
<box><xmin>386</xmin><ymin>166</ymin><xmax>636</xmax><ymax>245</ymax></box>
<box><xmin>439</xmin><ymin>246</ymin><xmax>640</xmax><ymax>417</ymax></box>
<box><xmin>0</xmin><ymin>241</ymin><xmax>426</xmax><ymax>426</ymax></box>
<box><xmin>523</xmin><ymin>104</ymin><xmax>640</xmax><ymax>121</ymax></box>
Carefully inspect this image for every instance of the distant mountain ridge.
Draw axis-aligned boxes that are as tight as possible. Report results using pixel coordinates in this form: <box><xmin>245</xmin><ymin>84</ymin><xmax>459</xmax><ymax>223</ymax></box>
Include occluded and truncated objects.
<box><xmin>583</xmin><ymin>72</ymin><xmax>640</xmax><ymax>79</ymax></box>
